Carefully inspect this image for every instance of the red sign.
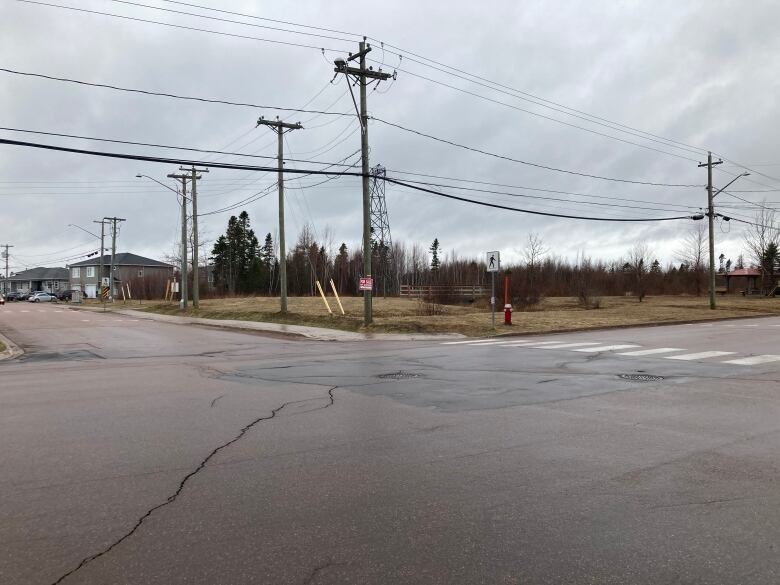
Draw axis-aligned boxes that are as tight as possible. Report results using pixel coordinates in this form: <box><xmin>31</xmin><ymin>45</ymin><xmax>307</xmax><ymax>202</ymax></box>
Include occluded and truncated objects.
<box><xmin>359</xmin><ymin>277</ymin><xmax>373</xmax><ymax>291</ymax></box>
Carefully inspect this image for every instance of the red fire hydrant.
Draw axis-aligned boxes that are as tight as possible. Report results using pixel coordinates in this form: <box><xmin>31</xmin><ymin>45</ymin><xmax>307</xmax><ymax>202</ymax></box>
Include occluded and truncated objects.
<box><xmin>503</xmin><ymin>271</ymin><xmax>512</xmax><ymax>325</ymax></box>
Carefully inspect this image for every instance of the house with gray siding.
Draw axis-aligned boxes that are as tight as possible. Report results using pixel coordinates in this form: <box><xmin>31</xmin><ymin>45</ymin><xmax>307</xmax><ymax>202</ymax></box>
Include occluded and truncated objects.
<box><xmin>0</xmin><ymin>267</ymin><xmax>69</xmax><ymax>295</ymax></box>
<box><xmin>68</xmin><ymin>253</ymin><xmax>173</xmax><ymax>298</ymax></box>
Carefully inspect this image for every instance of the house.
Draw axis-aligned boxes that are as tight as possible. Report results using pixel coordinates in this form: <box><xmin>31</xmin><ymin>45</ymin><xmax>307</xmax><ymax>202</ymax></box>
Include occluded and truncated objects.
<box><xmin>723</xmin><ymin>268</ymin><xmax>762</xmax><ymax>294</ymax></box>
<box><xmin>68</xmin><ymin>253</ymin><xmax>174</xmax><ymax>299</ymax></box>
<box><xmin>0</xmin><ymin>267</ymin><xmax>70</xmax><ymax>295</ymax></box>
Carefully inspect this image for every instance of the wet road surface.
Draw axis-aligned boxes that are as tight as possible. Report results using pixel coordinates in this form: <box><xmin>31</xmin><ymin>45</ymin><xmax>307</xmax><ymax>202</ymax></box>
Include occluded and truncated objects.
<box><xmin>3</xmin><ymin>303</ymin><xmax>780</xmax><ymax>584</ymax></box>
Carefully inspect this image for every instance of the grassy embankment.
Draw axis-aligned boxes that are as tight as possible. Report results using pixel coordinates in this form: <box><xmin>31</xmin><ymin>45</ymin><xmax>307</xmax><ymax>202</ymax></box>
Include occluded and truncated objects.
<box><xmin>125</xmin><ymin>294</ymin><xmax>780</xmax><ymax>337</ymax></box>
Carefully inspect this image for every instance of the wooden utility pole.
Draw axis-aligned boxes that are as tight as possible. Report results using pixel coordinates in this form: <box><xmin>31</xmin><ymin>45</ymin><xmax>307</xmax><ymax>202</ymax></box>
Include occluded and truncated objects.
<box><xmin>333</xmin><ymin>38</ymin><xmax>394</xmax><ymax>326</ymax></box>
<box><xmin>1</xmin><ymin>244</ymin><xmax>13</xmax><ymax>293</ymax></box>
<box><xmin>699</xmin><ymin>152</ymin><xmax>723</xmax><ymax>310</ymax></box>
<box><xmin>168</xmin><ymin>172</ymin><xmax>189</xmax><ymax>308</ymax></box>
<box><xmin>256</xmin><ymin>116</ymin><xmax>303</xmax><ymax>314</ymax></box>
<box><xmin>103</xmin><ymin>217</ymin><xmax>126</xmax><ymax>302</ymax></box>
<box><xmin>181</xmin><ymin>166</ymin><xmax>208</xmax><ymax>308</ymax></box>
<box><xmin>93</xmin><ymin>220</ymin><xmax>106</xmax><ymax>300</ymax></box>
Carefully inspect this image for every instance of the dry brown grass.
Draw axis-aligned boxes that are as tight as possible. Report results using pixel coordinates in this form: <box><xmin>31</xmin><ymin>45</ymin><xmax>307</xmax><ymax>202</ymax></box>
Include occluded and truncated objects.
<box><xmin>128</xmin><ymin>294</ymin><xmax>780</xmax><ymax>337</ymax></box>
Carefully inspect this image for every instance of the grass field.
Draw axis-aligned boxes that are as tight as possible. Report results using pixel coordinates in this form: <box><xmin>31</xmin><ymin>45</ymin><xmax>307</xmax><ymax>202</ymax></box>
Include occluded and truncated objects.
<box><xmin>0</xmin><ymin>341</ymin><xmax>6</xmax><ymax>353</ymax></box>
<box><xmin>130</xmin><ymin>294</ymin><xmax>780</xmax><ymax>337</ymax></box>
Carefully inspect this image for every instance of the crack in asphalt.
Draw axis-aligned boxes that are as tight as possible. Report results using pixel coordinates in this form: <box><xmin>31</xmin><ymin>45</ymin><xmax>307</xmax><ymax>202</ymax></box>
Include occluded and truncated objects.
<box><xmin>50</xmin><ymin>385</ymin><xmax>338</xmax><ymax>585</ymax></box>
<box><xmin>209</xmin><ymin>394</ymin><xmax>225</xmax><ymax>408</ymax></box>
<box><xmin>303</xmin><ymin>559</ymin><xmax>348</xmax><ymax>584</ymax></box>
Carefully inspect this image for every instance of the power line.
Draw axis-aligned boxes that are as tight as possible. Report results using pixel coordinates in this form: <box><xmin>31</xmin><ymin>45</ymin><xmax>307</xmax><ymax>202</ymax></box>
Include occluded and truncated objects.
<box><xmin>397</xmin><ymin>178</ymin><xmax>699</xmax><ymax>214</ymax></box>
<box><xmin>15</xmin><ymin>0</ymin><xmax>350</xmax><ymax>52</ymax></box>
<box><xmin>0</xmin><ymin>126</ymin><xmax>358</xmax><ymax>167</ymax></box>
<box><xmin>384</xmin><ymin>178</ymin><xmax>701</xmax><ymax>222</ymax></box>
<box><xmin>106</xmin><ymin>0</ymin><xmax>358</xmax><ymax>44</ymax></box>
<box><xmin>387</xmin><ymin>66</ymin><xmax>703</xmax><ymax>162</ymax></box>
<box><xmin>373</xmin><ymin>118</ymin><xmax>703</xmax><ymax>188</ymax></box>
<box><xmin>385</xmin><ymin>169</ymin><xmax>701</xmax><ymax>210</ymax></box>
<box><xmin>120</xmin><ymin>0</ymin><xmax>709</xmax><ymax>159</ymax></box>
<box><xmin>0</xmin><ymin>67</ymin><xmax>354</xmax><ymax>116</ymax></box>
<box><xmin>160</xmin><ymin>0</ymin><xmax>358</xmax><ymax>38</ymax></box>
<box><xmin>0</xmin><ymin>137</ymin><xmax>700</xmax><ymax>223</ymax></box>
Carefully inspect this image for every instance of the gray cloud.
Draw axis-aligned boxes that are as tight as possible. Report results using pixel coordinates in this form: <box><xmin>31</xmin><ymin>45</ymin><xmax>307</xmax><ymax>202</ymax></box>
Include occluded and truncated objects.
<box><xmin>1</xmin><ymin>0</ymin><xmax>778</xmax><ymax>274</ymax></box>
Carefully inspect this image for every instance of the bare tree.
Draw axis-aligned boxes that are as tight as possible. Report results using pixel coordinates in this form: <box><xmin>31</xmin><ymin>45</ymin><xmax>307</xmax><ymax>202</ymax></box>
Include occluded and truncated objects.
<box><xmin>675</xmin><ymin>222</ymin><xmax>707</xmax><ymax>296</ymax></box>
<box><xmin>523</xmin><ymin>233</ymin><xmax>549</xmax><ymax>271</ymax></box>
<box><xmin>743</xmin><ymin>201</ymin><xmax>779</xmax><ymax>268</ymax></box>
<box><xmin>627</xmin><ymin>241</ymin><xmax>650</xmax><ymax>302</ymax></box>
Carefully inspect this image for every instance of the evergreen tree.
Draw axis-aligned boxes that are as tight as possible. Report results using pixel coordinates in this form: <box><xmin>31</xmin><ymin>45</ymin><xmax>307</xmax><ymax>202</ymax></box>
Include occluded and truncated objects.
<box><xmin>210</xmin><ymin>235</ymin><xmax>229</xmax><ymax>292</ymax></box>
<box><xmin>429</xmin><ymin>238</ymin><xmax>441</xmax><ymax>271</ymax></box>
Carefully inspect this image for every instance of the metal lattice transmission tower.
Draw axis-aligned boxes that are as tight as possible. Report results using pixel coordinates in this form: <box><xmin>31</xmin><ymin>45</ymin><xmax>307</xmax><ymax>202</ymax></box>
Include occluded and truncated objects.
<box><xmin>369</xmin><ymin>164</ymin><xmax>394</xmax><ymax>294</ymax></box>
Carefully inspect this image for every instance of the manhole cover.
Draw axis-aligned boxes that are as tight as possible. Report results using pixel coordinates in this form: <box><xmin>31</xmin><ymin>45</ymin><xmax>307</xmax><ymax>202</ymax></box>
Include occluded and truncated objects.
<box><xmin>378</xmin><ymin>371</ymin><xmax>421</xmax><ymax>380</ymax></box>
<box><xmin>618</xmin><ymin>373</ymin><xmax>664</xmax><ymax>382</ymax></box>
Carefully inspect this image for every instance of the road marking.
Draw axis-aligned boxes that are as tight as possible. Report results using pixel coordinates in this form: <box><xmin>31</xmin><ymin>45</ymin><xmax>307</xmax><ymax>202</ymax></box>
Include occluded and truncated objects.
<box><xmin>528</xmin><ymin>342</ymin><xmax>601</xmax><ymax>349</ymax></box>
<box><xmin>745</xmin><ymin>324</ymin><xmax>759</xmax><ymax>328</ymax></box>
<box><xmin>617</xmin><ymin>347</ymin><xmax>685</xmax><ymax>356</ymax></box>
<box><xmin>665</xmin><ymin>351</ymin><xmax>735</xmax><ymax>361</ymax></box>
<box><xmin>699</xmin><ymin>323</ymin><xmax>714</xmax><ymax>327</ymax></box>
<box><xmin>574</xmin><ymin>344</ymin><xmax>640</xmax><ymax>353</ymax></box>
<box><xmin>442</xmin><ymin>339</ymin><xmax>510</xmax><ymax>345</ymax></box>
<box><xmin>723</xmin><ymin>355</ymin><xmax>780</xmax><ymax>366</ymax></box>
<box><xmin>80</xmin><ymin>319</ymin><xmax>91</xmax><ymax>322</ymax></box>
<box><xmin>20</xmin><ymin>310</ymin><xmax>29</xmax><ymax>313</ymax></box>
<box><xmin>54</xmin><ymin>310</ymin><xmax>63</xmax><ymax>313</ymax></box>
<box><xmin>472</xmin><ymin>340</ymin><xmax>531</xmax><ymax>346</ymax></box>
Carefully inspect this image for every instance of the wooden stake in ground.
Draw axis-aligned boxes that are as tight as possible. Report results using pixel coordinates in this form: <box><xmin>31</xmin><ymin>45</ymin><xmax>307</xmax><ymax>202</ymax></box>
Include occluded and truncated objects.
<box><xmin>330</xmin><ymin>278</ymin><xmax>345</xmax><ymax>315</ymax></box>
<box><xmin>316</xmin><ymin>280</ymin><xmax>332</xmax><ymax>314</ymax></box>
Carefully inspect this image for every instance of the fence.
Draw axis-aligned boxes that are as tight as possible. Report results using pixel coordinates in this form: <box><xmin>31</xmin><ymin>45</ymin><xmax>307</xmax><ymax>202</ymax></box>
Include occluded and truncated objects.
<box><xmin>399</xmin><ymin>284</ymin><xmax>488</xmax><ymax>298</ymax></box>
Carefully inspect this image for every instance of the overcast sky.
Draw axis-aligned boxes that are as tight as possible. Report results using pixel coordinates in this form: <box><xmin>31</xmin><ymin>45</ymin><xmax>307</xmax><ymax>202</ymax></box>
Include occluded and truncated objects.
<box><xmin>2</xmin><ymin>0</ymin><xmax>779</xmax><ymax>273</ymax></box>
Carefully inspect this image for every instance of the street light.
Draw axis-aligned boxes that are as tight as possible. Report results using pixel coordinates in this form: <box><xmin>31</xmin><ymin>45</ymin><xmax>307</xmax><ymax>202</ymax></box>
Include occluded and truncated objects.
<box><xmin>708</xmin><ymin>171</ymin><xmax>750</xmax><ymax>309</ymax></box>
<box><xmin>136</xmin><ymin>173</ymin><xmax>187</xmax><ymax>309</ymax></box>
<box><xmin>135</xmin><ymin>174</ymin><xmax>180</xmax><ymax>195</ymax></box>
<box><xmin>67</xmin><ymin>223</ymin><xmax>101</xmax><ymax>240</ymax></box>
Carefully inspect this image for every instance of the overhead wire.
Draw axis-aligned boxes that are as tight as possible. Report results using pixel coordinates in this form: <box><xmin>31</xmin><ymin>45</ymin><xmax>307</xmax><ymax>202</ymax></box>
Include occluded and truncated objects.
<box><xmin>14</xmin><ymin>0</ymin><xmax>351</xmax><ymax>52</ymax></box>
<box><xmin>0</xmin><ymin>137</ymin><xmax>701</xmax><ymax>223</ymax></box>
<box><xmin>372</xmin><ymin>118</ymin><xmax>704</xmax><ymax>188</ymax></box>
<box><xmin>0</xmin><ymin>67</ymin><xmax>353</xmax><ymax>117</ymax></box>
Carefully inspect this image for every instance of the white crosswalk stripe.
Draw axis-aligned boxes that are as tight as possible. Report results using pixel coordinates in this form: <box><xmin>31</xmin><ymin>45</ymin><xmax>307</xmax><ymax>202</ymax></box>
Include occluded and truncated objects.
<box><xmin>574</xmin><ymin>344</ymin><xmax>640</xmax><ymax>353</ymax></box>
<box><xmin>617</xmin><ymin>347</ymin><xmax>685</xmax><ymax>356</ymax></box>
<box><xmin>665</xmin><ymin>351</ymin><xmax>735</xmax><ymax>361</ymax></box>
<box><xmin>439</xmin><ymin>339</ymin><xmax>780</xmax><ymax>368</ymax></box>
<box><xmin>527</xmin><ymin>342</ymin><xmax>602</xmax><ymax>349</ymax></box>
<box><xmin>723</xmin><ymin>355</ymin><xmax>780</xmax><ymax>366</ymax></box>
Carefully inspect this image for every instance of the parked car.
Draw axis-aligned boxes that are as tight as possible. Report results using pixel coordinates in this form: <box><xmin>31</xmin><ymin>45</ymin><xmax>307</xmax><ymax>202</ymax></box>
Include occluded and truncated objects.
<box><xmin>28</xmin><ymin>292</ymin><xmax>57</xmax><ymax>303</ymax></box>
<box><xmin>5</xmin><ymin>291</ymin><xmax>25</xmax><ymax>302</ymax></box>
<box><xmin>55</xmin><ymin>289</ymin><xmax>75</xmax><ymax>301</ymax></box>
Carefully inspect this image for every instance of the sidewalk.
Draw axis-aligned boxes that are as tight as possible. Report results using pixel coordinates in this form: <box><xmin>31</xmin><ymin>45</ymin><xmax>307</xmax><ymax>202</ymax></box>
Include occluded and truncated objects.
<box><xmin>67</xmin><ymin>306</ymin><xmax>463</xmax><ymax>342</ymax></box>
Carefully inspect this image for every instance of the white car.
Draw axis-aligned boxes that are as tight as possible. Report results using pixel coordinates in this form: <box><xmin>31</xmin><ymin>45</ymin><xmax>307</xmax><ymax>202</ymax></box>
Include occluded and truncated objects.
<box><xmin>28</xmin><ymin>292</ymin><xmax>56</xmax><ymax>303</ymax></box>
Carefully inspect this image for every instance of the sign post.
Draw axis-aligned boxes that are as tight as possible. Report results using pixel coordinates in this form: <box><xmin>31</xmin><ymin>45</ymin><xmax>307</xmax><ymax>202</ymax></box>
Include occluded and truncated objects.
<box><xmin>486</xmin><ymin>251</ymin><xmax>500</xmax><ymax>327</ymax></box>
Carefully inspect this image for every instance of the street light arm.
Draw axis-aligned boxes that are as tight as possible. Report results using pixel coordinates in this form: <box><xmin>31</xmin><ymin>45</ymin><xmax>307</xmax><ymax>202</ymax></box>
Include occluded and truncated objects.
<box><xmin>713</xmin><ymin>172</ymin><xmax>750</xmax><ymax>198</ymax></box>
<box><xmin>67</xmin><ymin>223</ymin><xmax>100</xmax><ymax>239</ymax></box>
<box><xmin>136</xmin><ymin>173</ymin><xmax>179</xmax><ymax>194</ymax></box>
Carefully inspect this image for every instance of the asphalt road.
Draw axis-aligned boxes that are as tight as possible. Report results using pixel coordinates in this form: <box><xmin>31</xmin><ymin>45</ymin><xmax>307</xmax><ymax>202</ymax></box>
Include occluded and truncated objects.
<box><xmin>3</xmin><ymin>302</ymin><xmax>780</xmax><ymax>584</ymax></box>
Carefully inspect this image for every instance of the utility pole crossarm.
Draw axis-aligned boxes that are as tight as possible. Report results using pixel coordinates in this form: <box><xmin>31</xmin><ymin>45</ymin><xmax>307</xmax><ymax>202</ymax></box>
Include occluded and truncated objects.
<box><xmin>332</xmin><ymin>65</ymin><xmax>393</xmax><ymax>81</ymax></box>
<box><xmin>257</xmin><ymin>117</ymin><xmax>304</xmax><ymax>131</ymax></box>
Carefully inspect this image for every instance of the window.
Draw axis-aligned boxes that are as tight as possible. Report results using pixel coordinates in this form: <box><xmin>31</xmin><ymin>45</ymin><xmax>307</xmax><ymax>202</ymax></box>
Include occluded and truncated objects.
<box><xmin>138</xmin><ymin>268</ymin><xmax>144</xmax><ymax>278</ymax></box>
<box><xmin>72</xmin><ymin>267</ymin><xmax>80</xmax><ymax>278</ymax></box>
<box><xmin>54</xmin><ymin>281</ymin><xmax>60</xmax><ymax>291</ymax></box>
<box><xmin>86</xmin><ymin>267</ymin><xmax>96</xmax><ymax>278</ymax></box>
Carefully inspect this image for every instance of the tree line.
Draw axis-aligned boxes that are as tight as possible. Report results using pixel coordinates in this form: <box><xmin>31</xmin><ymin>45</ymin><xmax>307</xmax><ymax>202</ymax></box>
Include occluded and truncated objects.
<box><xmin>204</xmin><ymin>208</ymin><xmax>780</xmax><ymax>300</ymax></box>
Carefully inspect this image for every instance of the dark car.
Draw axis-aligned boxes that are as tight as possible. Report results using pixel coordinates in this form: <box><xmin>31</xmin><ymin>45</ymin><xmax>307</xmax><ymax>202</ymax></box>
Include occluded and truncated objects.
<box><xmin>55</xmin><ymin>289</ymin><xmax>77</xmax><ymax>301</ymax></box>
<box><xmin>6</xmin><ymin>291</ymin><xmax>26</xmax><ymax>301</ymax></box>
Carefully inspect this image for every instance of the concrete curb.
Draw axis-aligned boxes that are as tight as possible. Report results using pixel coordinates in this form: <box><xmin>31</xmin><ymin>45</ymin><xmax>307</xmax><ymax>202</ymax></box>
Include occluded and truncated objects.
<box><xmin>0</xmin><ymin>330</ymin><xmax>23</xmax><ymax>361</ymax></box>
<box><xmin>64</xmin><ymin>305</ymin><xmax>465</xmax><ymax>342</ymax></box>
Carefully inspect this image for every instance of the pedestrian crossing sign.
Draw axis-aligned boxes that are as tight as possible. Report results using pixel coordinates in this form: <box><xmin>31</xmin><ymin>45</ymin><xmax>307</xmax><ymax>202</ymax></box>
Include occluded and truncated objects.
<box><xmin>487</xmin><ymin>251</ymin><xmax>500</xmax><ymax>272</ymax></box>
